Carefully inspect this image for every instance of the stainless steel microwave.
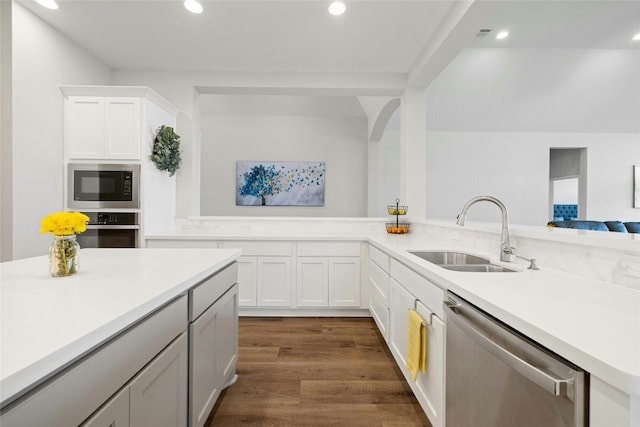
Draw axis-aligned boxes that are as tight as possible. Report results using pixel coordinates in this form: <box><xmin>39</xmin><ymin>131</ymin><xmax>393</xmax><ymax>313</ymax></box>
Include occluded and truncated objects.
<box><xmin>68</xmin><ymin>164</ymin><xmax>140</xmax><ymax>209</ymax></box>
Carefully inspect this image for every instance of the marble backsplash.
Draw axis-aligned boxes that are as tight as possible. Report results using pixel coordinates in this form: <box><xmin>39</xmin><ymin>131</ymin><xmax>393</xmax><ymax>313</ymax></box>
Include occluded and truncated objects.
<box><xmin>173</xmin><ymin>216</ymin><xmax>639</xmax><ymax>290</ymax></box>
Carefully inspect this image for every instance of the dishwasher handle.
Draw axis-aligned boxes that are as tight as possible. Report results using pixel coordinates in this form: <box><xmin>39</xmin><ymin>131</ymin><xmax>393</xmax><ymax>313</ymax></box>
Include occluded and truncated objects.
<box><xmin>444</xmin><ymin>300</ymin><xmax>574</xmax><ymax>397</ymax></box>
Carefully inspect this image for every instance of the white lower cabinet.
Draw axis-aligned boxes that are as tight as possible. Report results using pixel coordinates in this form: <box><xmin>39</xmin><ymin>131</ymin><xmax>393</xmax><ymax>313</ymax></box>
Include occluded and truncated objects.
<box><xmin>257</xmin><ymin>257</ymin><xmax>292</xmax><ymax>306</ymax></box>
<box><xmin>369</xmin><ymin>286</ymin><xmax>389</xmax><ymax>341</ymax></box>
<box><xmin>81</xmin><ymin>386</ymin><xmax>130</xmax><ymax>427</ymax></box>
<box><xmin>219</xmin><ymin>242</ymin><xmax>293</xmax><ymax>308</ymax></box>
<box><xmin>130</xmin><ymin>332</ymin><xmax>188</xmax><ymax>427</ymax></box>
<box><xmin>329</xmin><ymin>257</ymin><xmax>360</xmax><ymax>306</ymax></box>
<box><xmin>189</xmin><ymin>284</ymin><xmax>238</xmax><ymax>427</ymax></box>
<box><xmin>389</xmin><ymin>267</ymin><xmax>445</xmax><ymax>427</ymax></box>
<box><xmin>297</xmin><ymin>256</ymin><xmax>360</xmax><ymax>307</ymax></box>
<box><xmin>148</xmin><ymin>240</ymin><xmax>364</xmax><ymax>313</ymax></box>
<box><xmin>297</xmin><ymin>257</ymin><xmax>329</xmax><ymax>306</ymax></box>
<box><xmin>236</xmin><ymin>256</ymin><xmax>257</xmax><ymax>306</ymax></box>
<box><xmin>83</xmin><ymin>322</ymin><xmax>190</xmax><ymax>427</ymax></box>
<box><xmin>368</xmin><ymin>246</ymin><xmax>391</xmax><ymax>341</ymax></box>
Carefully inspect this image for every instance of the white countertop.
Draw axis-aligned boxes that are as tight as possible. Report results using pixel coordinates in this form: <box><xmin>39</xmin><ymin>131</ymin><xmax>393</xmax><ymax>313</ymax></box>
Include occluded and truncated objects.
<box><xmin>148</xmin><ymin>228</ymin><xmax>640</xmax><ymax>396</ymax></box>
<box><xmin>2</xmin><ymin>238</ymin><xmax>639</xmax><ymax>406</ymax></box>
<box><xmin>0</xmin><ymin>248</ymin><xmax>241</xmax><ymax>408</ymax></box>
<box><xmin>368</xmin><ymin>234</ymin><xmax>640</xmax><ymax>397</ymax></box>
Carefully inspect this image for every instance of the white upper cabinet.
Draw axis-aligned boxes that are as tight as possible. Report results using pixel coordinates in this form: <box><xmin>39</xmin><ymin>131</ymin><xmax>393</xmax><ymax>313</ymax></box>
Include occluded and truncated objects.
<box><xmin>105</xmin><ymin>97</ymin><xmax>141</xmax><ymax>159</ymax></box>
<box><xmin>65</xmin><ymin>96</ymin><xmax>141</xmax><ymax>160</ymax></box>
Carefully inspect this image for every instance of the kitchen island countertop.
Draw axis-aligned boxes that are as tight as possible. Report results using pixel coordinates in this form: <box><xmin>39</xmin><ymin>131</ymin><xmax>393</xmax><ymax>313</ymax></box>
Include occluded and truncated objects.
<box><xmin>0</xmin><ymin>248</ymin><xmax>241</xmax><ymax>409</ymax></box>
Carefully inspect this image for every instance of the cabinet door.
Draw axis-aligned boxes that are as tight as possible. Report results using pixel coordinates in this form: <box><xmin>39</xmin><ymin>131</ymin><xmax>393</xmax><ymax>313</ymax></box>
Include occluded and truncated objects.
<box><xmin>81</xmin><ymin>387</ymin><xmax>130</xmax><ymax>427</ymax></box>
<box><xmin>189</xmin><ymin>301</ymin><xmax>220</xmax><ymax>427</ymax></box>
<box><xmin>215</xmin><ymin>284</ymin><xmax>239</xmax><ymax>392</ymax></box>
<box><xmin>257</xmin><ymin>257</ymin><xmax>292</xmax><ymax>306</ymax></box>
<box><xmin>190</xmin><ymin>284</ymin><xmax>238</xmax><ymax>427</ymax></box>
<box><xmin>389</xmin><ymin>279</ymin><xmax>445</xmax><ymax>427</ymax></box>
<box><xmin>389</xmin><ymin>278</ymin><xmax>415</xmax><ymax>368</ymax></box>
<box><xmin>66</xmin><ymin>96</ymin><xmax>105</xmax><ymax>159</ymax></box>
<box><xmin>415</xmin><ymin>312</ymin><xmax>444</xmax><ymax>427</ymax></box>
<box><xmin>130</xmin><ymin>332</ymin><xmax>188</xmax><ymax>427</ymax></box>
<box><xmin>369</xmin><ymin>259</ymin><xmax>390</xmax><ymax>305</ymax></box>
<box><xmin>105</xmin><ymin>97</ymin><xmax>141</xmax><ymax>159</ymax></box>
<box><xmin>329</xmin><ymin>257</ymin><xmax>360</xmax><ymax>307</ymax></box>
<box><xmin>237</xmin><ymin>256</ymin><xmax>257</xmax><ymax>307</ymax></box>
<box><xmin>296</xmin><ymin>257</ymin><xmax>329</xmax><ymax>306</ymax></box>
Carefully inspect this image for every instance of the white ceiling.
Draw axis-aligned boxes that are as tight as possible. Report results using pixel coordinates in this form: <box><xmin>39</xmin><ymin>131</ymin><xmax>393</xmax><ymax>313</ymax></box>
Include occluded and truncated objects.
<box><xmin>17</xmin><ymin>0</ymin><xmax>640</xmax><ymax>76</ymax></box>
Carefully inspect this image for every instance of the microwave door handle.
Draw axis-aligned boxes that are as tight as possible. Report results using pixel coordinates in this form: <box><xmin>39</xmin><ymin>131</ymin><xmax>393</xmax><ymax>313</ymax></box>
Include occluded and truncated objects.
<box><xmin>444</xmin><ymin>303</ymin><xmax>574</xmax><ymax>397</ymax></box>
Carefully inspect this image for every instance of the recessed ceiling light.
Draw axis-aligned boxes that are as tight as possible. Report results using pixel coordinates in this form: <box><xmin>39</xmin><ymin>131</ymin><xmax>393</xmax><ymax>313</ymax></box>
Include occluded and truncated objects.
<box><xmin>633</xmin><ymin>33</ymin><xmax>640</xmax><ymax>41</ymax></box>
<box><xmin>328</xmin><ymin>2</ymin><xmax>346</xmax><ymax>16</ymax></box>
<box><xmin>496</xmin><ymin>31</ymin><xmax>509</xmax><ymax>40</ymax></box>
<box><xmin>36</xmin><ymin>0</ymin><xmax>59</xmax><ymax>10</ymax></box>
<box><xmin>184</xmin><ymin>0</ymin><xmax>203</xmax><ymax>14</ymax></box>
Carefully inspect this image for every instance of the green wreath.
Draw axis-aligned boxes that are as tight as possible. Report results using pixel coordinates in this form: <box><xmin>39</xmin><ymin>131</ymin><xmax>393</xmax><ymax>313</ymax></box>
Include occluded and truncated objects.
<box><xmin>151</xmin><ymin>125</ymin><xmax>182</xmax><ymax>177</ymax></box>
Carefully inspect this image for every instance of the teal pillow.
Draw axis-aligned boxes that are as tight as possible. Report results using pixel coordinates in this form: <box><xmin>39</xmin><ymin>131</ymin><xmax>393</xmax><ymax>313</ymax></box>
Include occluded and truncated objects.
<box><xmin>605</xmin><ymin>221</ymin><xmax>628</xmax><ymax>233</ymax></box>
<box><xmin>624</xmin><ymin>222</ymin><xmax>640</xmax><ymax>233</ymax></box>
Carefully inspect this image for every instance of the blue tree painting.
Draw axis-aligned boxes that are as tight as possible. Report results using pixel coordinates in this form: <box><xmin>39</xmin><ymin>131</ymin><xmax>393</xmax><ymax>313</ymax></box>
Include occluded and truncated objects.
<box><xmin>237</xmin><ymin>161</ymin><xmax>325</xmax><ymax>206</ymax></box>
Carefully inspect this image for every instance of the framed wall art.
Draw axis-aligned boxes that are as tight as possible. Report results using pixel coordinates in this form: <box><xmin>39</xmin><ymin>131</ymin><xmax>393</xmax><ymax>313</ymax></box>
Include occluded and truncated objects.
<box><xmin>236</xmin><ymin>161</ymin><xmax>326</xmax><ymax>206</ymax></box>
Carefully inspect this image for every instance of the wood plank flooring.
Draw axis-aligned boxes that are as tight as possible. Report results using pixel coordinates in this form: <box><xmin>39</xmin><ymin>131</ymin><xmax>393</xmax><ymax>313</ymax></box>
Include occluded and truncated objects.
<box><xmin>206</xmin><ymin>317</ymin><xmax>432</xmax><ymax>427</ymax></box>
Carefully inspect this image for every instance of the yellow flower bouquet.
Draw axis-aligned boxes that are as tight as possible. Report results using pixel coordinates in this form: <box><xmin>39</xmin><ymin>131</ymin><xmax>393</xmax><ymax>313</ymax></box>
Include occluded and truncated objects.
<box><xmin>41</xmin><ymin>211</ymin><xmax>89</xmax><ymax>236</ymax></box>
<box><xmin>41</xmin><ymin>212</ymin><xmax>89</xmax><ymax>277</ymax></box>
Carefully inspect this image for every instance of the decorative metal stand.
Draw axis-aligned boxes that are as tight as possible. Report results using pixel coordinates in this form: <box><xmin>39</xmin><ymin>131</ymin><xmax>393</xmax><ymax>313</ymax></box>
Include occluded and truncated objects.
<box><xmin>386</xmin><ymin>199</ymin><xmax>410</xmax><ymax>234</ymax></box>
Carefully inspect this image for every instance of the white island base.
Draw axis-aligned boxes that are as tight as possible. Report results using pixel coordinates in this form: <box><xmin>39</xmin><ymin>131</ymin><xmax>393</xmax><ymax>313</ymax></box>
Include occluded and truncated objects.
<box><xmin>0</xmin><ymin>248</ymin><xmax>240</xmax><ymax>427</ymax></box>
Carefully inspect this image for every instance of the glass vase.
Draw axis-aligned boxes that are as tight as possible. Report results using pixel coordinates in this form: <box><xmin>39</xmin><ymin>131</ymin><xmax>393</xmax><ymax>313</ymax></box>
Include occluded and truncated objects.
<box><xmin>49</xmin><ymin>235</ymin><xmax>80</xmax><ymax>277</ymax></box>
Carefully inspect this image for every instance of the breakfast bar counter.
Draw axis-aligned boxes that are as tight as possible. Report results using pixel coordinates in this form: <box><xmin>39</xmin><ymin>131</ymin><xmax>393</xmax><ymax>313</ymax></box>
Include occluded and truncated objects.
<box><xmin>0</xmin><ymin>248</ymin><xmax>241</xmax><ymax>412</ymax></box>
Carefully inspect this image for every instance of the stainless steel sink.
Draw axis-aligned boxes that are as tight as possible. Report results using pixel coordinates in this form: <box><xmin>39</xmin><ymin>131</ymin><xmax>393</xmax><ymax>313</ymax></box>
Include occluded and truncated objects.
<box><xmin>408</xmin><ymin>251</ymin><xmax>490</xmax><ymax>265</ymax></box>
<box><xmin>439</xmin><ymin>264</ymin><xmax>517</xmax><ymax>273</ymax></box>
<box><xmin>407</xmin><ymin>251</ymin><xmax>517</xmax><ymax>273</ymax></box>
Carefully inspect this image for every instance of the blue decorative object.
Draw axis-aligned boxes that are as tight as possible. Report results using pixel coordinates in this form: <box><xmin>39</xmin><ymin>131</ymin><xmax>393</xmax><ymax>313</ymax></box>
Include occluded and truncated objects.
<box><xmin>553</xmin><ymin>204</ymin><xmax>578</xmax><ymax>221</ymax></box>
<box><xmin>236</xmin><ymin>161</ymin><xmax>325</xmax><ymax>206</ymax></box>
<box><xmin>604</xmin><ymin>221</ymin><xmax>627</xmax><ymax>233</ymax></box>
<box><xmin>624</xmin><ymin>222</ymin><xmax>640</xmax><ymax>233</ymax></box>
<box><xmin>547</xmin><ymin>220</ymin><xmax>640</xmax><ymax>234</ymax></box>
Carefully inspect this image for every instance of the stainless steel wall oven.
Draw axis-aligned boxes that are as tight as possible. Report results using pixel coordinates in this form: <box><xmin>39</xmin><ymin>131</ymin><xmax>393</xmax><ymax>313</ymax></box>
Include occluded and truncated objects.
<box><xmin>76</xmin><ymin>212</ymin><xmax>138</xmax><ymax>248</ymax></box>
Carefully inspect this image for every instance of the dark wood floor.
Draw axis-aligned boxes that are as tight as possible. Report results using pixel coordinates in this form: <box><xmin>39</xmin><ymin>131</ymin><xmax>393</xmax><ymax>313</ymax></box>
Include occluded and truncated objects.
<box><xmin>206</xmin><ymin>317</ymin><xmax>432</xmax><ymax>427</ymax></box>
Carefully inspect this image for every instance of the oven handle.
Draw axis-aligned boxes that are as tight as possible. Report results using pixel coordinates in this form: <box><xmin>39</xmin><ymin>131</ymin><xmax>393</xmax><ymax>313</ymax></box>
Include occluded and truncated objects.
<box><xmin>444</xmin><ymin>300</ymin><xmax>574</xmax><ymax>397</ymax></box>
<box><xmin>86</xmin><ymin>225</ymin><xmax>139</xmax><ymax>230</ymax></box>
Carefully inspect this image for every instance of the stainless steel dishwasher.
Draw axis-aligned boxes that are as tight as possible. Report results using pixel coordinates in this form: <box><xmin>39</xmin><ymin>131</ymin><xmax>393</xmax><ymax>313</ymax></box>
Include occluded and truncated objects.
<box><xmin>444</xmin><ymin>291</ymin><xmax>587</xmax><ymax>427</ymax></box>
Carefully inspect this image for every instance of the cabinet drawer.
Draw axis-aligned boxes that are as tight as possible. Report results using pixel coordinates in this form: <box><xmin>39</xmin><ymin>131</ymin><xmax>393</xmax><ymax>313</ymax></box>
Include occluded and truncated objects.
<box><xmin>369</xmin><ymin>259</ymin><xmax>390</xmax><ymax>305</ymax></box>
<box><xmin>220</xmin><ymin>241</ymin><xmax>292</xmax><ymax>256</ymax></box>
<box><xmin>190</xmin><ymin>263</ymin><xmax>237</xmax><ymax>321</ymax></box>
<box><xmin>80</xmin><ymin>386</ymin><xmax>130</xmax><ymax>427</ymax></box>
<box><xmin>369</xmin><ymin>288</ymin><xmax>389</xmax><ymax>342</ymax></box>
<box><xmin>390</xmin><ymin>259</ymin><xmax>444</xmax><ymax>319</ymax></box>
<box><xmin>1</xmin><ymin>296</ymin><xmax>188</xmax><ymax>427</ymax></box>
<box><xmin>369</xmin><ymin>245</ymin><xmax>390</xmax><ymax>273</ymax></box>
<box><xmin>297</xmin><ymin>241</ymin><xmax>361</xmax><ymax>257</ymax></box>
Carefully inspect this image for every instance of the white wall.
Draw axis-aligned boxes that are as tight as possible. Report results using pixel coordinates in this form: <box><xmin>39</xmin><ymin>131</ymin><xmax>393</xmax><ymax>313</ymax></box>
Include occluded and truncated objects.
<box><xmin>424</xmin><ymin>131</ymin><xmax>639</xmax><ymax>224</ymax></box>
<box><xmin>12</xmin><ymin>3</ymin><xmax>112</xmax><ymax>259</ymax></box>
<box><xmin>422</xmin><ymin>48</ymin><xmax>640</xmax><ymax>225</ymax></box>
<box><xmin>426</xmin><ymin>48</ymin><xmax>640</xmax><ymax>133</ymax></box>
<box><xmin>1</xmin><ymin>0</ymin><xmax>12</xmax><ymax>261</ymax></box>
<box><xmin>378</xmin><ymin>127</ymin><xmax>401</xmax><ymax>217</ymax></box>
<box><xmin>200</xmin><ymin>112</ymin><xmax>368</xmax><ymax>217</ymax></box>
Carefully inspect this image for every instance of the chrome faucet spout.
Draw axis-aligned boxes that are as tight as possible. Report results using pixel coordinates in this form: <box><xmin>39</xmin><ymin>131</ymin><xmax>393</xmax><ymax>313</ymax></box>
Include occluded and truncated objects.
<box><xmin>456</xmin><ymin>196</ymin><xmax>513</xmax><ymax>262</ymax></box>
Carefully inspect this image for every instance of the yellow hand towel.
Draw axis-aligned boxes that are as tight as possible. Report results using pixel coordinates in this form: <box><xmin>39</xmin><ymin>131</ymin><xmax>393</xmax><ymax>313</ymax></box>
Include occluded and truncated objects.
<box><xmin>406</xmin><ymin>309</ymin><xmax>427</xmax><ymax>381</ymax></box>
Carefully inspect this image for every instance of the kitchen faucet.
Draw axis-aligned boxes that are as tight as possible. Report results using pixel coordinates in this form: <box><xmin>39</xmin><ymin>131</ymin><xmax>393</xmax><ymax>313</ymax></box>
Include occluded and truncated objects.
<box><xmin>456</xmin><ymin>196</ymin><xmax>514</xmax><ymax>262</ymax></box>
